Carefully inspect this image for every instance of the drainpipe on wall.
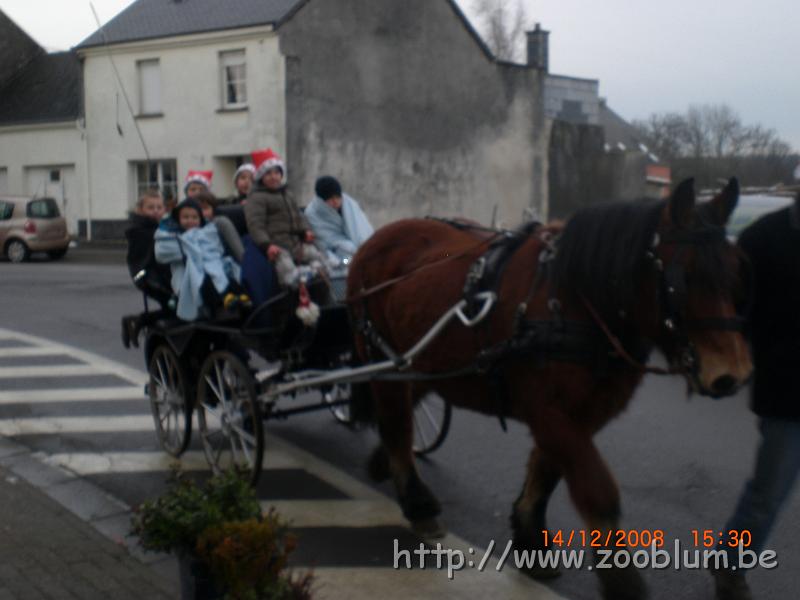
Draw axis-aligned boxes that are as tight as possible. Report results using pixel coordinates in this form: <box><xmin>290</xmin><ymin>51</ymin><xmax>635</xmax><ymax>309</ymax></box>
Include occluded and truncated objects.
<box><xmin>79</xmin><ymin>117</ymin><xmax>93</xmax><ymax>242</ymax></box>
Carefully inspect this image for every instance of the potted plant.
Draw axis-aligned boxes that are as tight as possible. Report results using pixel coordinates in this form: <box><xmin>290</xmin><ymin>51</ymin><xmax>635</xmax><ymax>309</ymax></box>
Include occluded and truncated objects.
<box><xmin>197</xmin><ymin>513</ymin><xmax>313</xmax><ymax>600</ymax></box>
<box><xmin>131</xmin><ymin>471</ymin><xmax>311</xmax><ymax>600</ymax></box>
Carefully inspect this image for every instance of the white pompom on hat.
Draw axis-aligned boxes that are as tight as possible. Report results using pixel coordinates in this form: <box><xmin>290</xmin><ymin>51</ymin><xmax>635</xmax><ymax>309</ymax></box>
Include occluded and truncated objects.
<box><xmin>251</xmin><ymin>148</ymin><xmax>286</xmax><ymax>183</ymax></box>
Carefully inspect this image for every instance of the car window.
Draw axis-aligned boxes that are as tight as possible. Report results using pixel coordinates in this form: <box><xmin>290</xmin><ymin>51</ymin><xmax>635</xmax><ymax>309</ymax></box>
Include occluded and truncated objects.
<box><xmin>26</xmin><ymin>198</ymin><xmax>60</xmax><ymax>219</ymax></box>
<box><xmin>0</xmin><ymin>201</ymin><xmax>14</xmax><ymax>220</ymax></box>
<box><xmin>727</xmin><ymin>195</ymin><xmax>793</xmax><ymax>240</ymax></box>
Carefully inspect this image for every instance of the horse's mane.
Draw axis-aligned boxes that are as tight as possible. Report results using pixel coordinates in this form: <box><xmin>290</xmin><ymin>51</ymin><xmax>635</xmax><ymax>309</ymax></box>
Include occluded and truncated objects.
<box><xmin>551</xmin><ymin>200</ymin><xmax>665</xmax><ymax>317</ymax></box>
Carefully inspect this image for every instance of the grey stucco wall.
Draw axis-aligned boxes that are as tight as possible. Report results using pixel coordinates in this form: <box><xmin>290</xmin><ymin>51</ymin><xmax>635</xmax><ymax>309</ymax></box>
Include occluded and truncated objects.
<box><xmin>0</xmin><ymin>11</ymin><xmax>43</xmax><ymax>85</ymax></box>
<box><xmin>279</xmin><ymin>0</ymin><xmax>547</xmax><ymax>228</ymax></box>
<box><xmin>548</xmin><ymin>120</ymin><xmax>647</xmax><ymax>219</ymax></box>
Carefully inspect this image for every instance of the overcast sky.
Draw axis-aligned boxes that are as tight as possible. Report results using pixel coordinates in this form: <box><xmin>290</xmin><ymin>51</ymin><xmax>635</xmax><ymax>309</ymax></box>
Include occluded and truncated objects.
<box><xmin>2</xmin><ymin>0</ymin><xmax>798</xmax><ymax>151</ymax></box>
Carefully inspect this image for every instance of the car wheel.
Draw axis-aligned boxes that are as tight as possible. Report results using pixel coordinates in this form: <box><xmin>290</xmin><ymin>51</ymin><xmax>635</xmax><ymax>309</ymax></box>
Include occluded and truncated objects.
<box><xmin>6</xmin><ymin>240</ymin><xmax>30</xmax><ymax>263</ymax></box>
<box><xmin>47</xmin><ymin>248</ymin><xmax>68</xmax><ymax>260</ymax></box>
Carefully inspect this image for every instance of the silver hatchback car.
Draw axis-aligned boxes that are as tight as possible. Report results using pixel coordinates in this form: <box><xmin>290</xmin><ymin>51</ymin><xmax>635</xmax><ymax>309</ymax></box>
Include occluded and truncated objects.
<box><xmin>0</xmin><ymin>196</ymin><xmax>71</xmax><ymax>263</ymax></box>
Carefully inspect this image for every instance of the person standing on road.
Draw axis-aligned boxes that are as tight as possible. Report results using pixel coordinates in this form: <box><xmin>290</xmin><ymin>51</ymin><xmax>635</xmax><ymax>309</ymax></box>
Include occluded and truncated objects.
<box><xmin>712</xmin><ymin>192</ymin><xmax>800</xmax><ymax>600</ymax></box>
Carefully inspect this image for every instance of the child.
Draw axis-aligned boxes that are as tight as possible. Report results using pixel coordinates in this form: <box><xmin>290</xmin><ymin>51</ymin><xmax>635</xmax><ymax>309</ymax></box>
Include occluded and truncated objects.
<box><xmin>184</xmin><ymin>170</ymin><xmax>213</xmax><ymax>199</ymax></box>
<box><xmin>230</xmin><ymin>163</ymin><xmax>255</xmax><ymax>204</ymax></box>
<box><xmin>125</xmin><ymin>190</ymin><xmax>172</xmax><ymax>306</ymax></box>
<box><xmin>244</xmin><ymin>148</ymin><xmax>324</xmax><ymax>288</ymax></box>
<box><xmin>122</xmin><ymin>190</ymin><xmax>174</xmax><ymax>347</ymax></box>
<box><xmin>193</xmin><ymin>189</ymin><xmax>245</xmax><ymax>263</ymax></box>
<box><xmin>305</xmin><ymin>175</ymin><xmax>374</xmax><ymax>264</ymax></box>
<box><xmin>155</xmin><ymin>199</ymin><xmax>248</xmax><ymax>321</ymax></box>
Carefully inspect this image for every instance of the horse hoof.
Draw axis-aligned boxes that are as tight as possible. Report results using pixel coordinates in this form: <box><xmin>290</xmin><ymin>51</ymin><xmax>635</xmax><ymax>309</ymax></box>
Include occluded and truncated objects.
<box><xmin>366</xmin><ymin>446</ymin><xmax>390</xmax><ymax>482</ymax></box>
<box><xmin>412</xmin><ymin>518</ymin><xmax>447</xmax><ymax>540</ymax></box>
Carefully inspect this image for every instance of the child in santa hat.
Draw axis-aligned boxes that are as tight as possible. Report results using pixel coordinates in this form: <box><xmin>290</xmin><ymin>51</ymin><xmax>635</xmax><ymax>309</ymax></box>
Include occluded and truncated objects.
<box><xmin>244</xmin><ymin>148</ymin><xmax>324</xmax><ymax>288</ymax></box>
<box><xmin>154</xmin><ymin>199</ymin><xmax>250</xmax><ymax>321</ymax></box>
<box><xmin>184</xmin><ymin>170</ymin><xmax>213</xmax><ymax>199</ymax></box>
<box><xmin>181</xmin><ymin>170</ymin><xmax>245</xmax><ymax>263</ymax></box>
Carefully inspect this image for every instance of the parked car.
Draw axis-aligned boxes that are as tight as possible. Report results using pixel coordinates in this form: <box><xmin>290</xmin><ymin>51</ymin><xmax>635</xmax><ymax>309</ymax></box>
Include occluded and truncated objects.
<box><xmin>0</xmin><ymin>196</ymin><xmax>71</xmax><ymax>263</ymax></box>
<box><xmin>727</xmin><ymin>193</ymin><xmax>794</xmax><ymax>240</ymax></box>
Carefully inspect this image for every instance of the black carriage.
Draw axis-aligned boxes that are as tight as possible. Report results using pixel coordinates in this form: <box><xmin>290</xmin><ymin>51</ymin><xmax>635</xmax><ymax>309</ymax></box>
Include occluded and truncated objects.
<box><xmin>128</xmin><ymin>270</ymin><xmax>452</xmax><ymax>484</ymax></box>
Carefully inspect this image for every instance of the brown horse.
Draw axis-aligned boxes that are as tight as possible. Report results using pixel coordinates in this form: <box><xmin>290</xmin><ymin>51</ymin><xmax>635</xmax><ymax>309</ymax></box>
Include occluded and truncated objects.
<box><xmin>346</xmin><ymin>178</ymin><xmax>752</xmax><ymax>599</ymax></box>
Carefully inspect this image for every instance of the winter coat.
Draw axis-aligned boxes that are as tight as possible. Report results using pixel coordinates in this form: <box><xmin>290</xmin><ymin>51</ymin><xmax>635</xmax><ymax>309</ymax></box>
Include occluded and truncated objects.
<box><xmin>124</xmin><ymin>213</ymin><xmax>173</xmax><ymax>307</ymax></box>
<box><xmin>154</xmin><ymin>221</ymin><xmax>241</xmax><ymax>321</ymax></box>
<box><xmin>244</xmin><ymin>184</ymin><xmax>310</xmax><ymax>254</ymax></box>
<box><xmin>305</xmin><ymin>193</ymin><xmax>374</xmax><ymax>262</ymax></box>
<box><xmin>737</xmin><ymin>200</ymin><xmax>800</xmax><ymax>420</ymax></box>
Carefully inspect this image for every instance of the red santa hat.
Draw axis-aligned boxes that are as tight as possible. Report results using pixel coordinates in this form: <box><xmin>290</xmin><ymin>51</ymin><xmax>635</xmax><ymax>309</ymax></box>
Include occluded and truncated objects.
<box><xmin>252</xmin><ymin>148</ymin><xmax>286</xmax><ymax>183</ymax></box>
<box><xmin>184</xmin><ymin>170</ymin><xmax>213</xmax><ymax>193</ymax></box>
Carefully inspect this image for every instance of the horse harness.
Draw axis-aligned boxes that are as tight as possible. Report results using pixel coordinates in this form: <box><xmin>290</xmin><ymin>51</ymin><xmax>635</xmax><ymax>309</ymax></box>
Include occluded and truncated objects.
<box><xmin>354</xmin><ymin>217</ymin><xmax>744</xmax><ymax>431</ymax></box>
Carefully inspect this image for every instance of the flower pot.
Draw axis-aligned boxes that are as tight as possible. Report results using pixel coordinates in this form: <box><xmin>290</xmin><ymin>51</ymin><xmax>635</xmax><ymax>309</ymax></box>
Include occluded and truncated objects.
<box><xmin>178</xmin><ymin>554</ymin><xmax>226</xmax><ymax>600</ymax></box>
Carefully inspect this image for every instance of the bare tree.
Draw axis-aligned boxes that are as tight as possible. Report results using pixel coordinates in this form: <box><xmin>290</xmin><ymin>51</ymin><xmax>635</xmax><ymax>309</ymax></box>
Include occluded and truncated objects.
<box><xmin>472</xmin><ymin>0</ymin><xmax>529</xmax><ymax>62</ymax></box>
<box><xmin>633</xmin><ymin>103</ymin><xmax>796</xmax><ymax>187</ymax></box>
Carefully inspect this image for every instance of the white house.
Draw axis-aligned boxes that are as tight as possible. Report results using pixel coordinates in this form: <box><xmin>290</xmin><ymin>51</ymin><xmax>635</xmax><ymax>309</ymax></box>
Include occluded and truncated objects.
<box><xmin>4</xmin><ymin>0</ymin><xmax>554</xmax><ymax>239</ymax></box>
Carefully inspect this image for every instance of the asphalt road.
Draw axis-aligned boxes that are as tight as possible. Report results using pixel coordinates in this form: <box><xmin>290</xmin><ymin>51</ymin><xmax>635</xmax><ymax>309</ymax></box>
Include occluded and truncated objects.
<box><xmin>1</xmin><ymin>248</ymin><xmax>798</xmax><ymax>600</ymax></box>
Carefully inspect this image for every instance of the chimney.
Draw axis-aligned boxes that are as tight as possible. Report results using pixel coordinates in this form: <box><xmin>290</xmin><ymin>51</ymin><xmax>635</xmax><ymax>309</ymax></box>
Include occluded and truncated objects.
<box><xmin>526</xmin><ymin>23</ymin><xmax>549</xmax><ymax>72</ymax></box>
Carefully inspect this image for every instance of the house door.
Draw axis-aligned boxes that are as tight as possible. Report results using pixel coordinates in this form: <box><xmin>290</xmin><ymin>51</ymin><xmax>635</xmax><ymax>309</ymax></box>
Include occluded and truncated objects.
<box><xmin>25</xmin><ymin>166</ymin><xmax>78</xmax><ymax>235</ymax></box>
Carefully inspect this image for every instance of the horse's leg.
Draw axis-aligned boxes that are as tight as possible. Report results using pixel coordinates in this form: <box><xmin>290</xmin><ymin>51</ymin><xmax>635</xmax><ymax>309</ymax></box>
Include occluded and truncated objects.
<box><xmin>533</xmin><ymin>407</ymin><xmax>648</xmax><ymax>600</ymax></box>
<box><xmin>367</xmin><ymin>381</ymin><xmax>443</xmax><ymax>538</ymax></box>
<box><xmin>511</xmin><ymin>447</ymin><xmax>562</xmax><ymax>579</ymax></box>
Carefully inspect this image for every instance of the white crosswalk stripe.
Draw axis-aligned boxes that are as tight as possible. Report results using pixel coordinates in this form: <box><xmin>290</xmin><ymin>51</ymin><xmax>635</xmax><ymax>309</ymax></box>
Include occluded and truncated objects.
<box><xmin>0</xmin><ymin>364</ymin><xmax>110</xmax><ymax>378</ymax></box>
<box><xmin>0</xmin><ymin>387</ymin><xmax>144</xmax><ymax>404</ymax></box>
<box><xmin>0</xmin><ymin>347</ymin><xmax>69</xmax><ymax>358</ymax></box>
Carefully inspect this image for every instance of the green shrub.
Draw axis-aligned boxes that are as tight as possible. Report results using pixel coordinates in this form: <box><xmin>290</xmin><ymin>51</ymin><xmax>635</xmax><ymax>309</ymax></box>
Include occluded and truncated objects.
<box><xmin>131</xmin><ymin>471</ymin><xmax>261</xmax><ymax>555</ymax></box>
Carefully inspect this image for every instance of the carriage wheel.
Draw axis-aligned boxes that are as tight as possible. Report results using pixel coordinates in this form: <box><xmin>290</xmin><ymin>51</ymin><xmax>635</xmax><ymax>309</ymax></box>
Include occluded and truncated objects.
<box><xmin>148</xmin><ymin>344</ymin><xmax>192</xmax><ymax>457</ymax></box>
<box><xmin>412</xmin><ymin>394</ymin><xmax>452</xmax><ymax>456</ymax></box>
<box><xmin>196</xmin><ymin>351</ymin><xmax>264</xmax><ymax>485</ymax></box>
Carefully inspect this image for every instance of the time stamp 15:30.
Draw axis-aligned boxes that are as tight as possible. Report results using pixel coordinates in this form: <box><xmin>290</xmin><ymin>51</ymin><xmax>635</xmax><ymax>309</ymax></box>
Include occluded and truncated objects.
<box><xmin>540</xmin><ymin>529</ymin><xmax>752</xmax><ymax>549</ymax></box>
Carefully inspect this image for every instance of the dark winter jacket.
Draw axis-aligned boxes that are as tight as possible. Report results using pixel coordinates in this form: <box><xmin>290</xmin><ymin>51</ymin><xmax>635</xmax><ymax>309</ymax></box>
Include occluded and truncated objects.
<box><xmin>244</xmin><ymin>184</ymin><xmax>310</xmax><ymax>253</ymax></box>
<box><xmin>738</xmin><ymin>199</ymin><xmax>800</xmax><ymax>420</ymax></box>
<box><xmin>125</xmin><ymin>213</ymin><xmax>174</xmax><ymax>308</ymax></box>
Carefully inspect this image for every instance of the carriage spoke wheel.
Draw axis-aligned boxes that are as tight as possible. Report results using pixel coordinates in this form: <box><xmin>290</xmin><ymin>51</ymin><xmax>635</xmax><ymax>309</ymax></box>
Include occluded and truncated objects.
<box><xmin>196</xmin><ymin>351</ymin><xmax>263</xmax><ymax>485</ymax></box>
<box><xmin>148</xmin><ymin>345</ymin><xmax>191</xmax><ymax>457</ymax></box>
<box><xmin>412</xmin><ymin>394</ymin><xmax>452</xmax><ymax>456</ymax></box>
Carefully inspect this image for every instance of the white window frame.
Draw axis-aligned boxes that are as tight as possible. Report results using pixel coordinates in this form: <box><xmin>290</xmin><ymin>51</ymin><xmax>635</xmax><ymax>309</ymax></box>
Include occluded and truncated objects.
<box><xmin>133</xmin><ymin>160</ymin><xmax>177</xmax><ymax>206</ymax></box>
<box><xmin>220</xmin><ymin>50</ymin><xmax>247</xmax><ymax>109</ymax></box>
<box><xmin>137</xmin><ymin>59</ymin><xmax>162</xmax><ymax>115</ymax></box>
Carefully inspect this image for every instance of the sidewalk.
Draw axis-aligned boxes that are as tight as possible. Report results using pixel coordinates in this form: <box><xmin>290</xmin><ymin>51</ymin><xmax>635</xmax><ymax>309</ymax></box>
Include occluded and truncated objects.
<box><xmin>0</xmin><ymin>437</ymin><xmax>567</xmax><ymax>600</ymax></box>
<box><xmin>64</xmin><ymin>241</ymin><xmax>126</xmax><ymax>266</ymax></box>
<box><xmin>0</xmin><ymin>463</ymin><xmax>175</xmax><ymax>599</ymax></box>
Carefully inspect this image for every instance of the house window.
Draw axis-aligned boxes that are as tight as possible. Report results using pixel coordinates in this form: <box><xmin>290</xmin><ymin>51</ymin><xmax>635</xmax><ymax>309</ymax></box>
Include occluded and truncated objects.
<box><xmin>50</xmin><ymin>169</ymin><xmax>61</xmax><ymax>183</ymax></box>
<box><xmin>134</xmin><ymin>160</ymin><xmax>177</xmax><ymax>206</ymax></box>
<box><xmin>137</xmin><ymin>59</ymin><xmax>161</xmax><ymax>115</ymax></box>
<box><xmin>220</xmin><ymin>50</ymin><xmax>247</xmax><ymax>108</ymax></box>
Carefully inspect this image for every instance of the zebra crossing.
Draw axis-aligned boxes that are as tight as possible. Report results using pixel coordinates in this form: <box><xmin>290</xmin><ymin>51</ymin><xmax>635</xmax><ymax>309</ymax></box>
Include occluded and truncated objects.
<box><xmin>0</xmin><ymin>327</ymin><xmax>565</xmax><ymax>600</ymax></box>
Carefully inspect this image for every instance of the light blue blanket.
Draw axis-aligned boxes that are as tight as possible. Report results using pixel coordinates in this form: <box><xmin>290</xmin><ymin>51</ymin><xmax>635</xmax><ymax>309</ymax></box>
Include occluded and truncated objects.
<box><xmin>154</xmin><ymin>222</ymin><xmax>241</xmax><ymax>321</ymax></box>
<box><xmin>305</xmin><ymin>193</ymin><xmax>374</xmax><ymax>262</ymax></box>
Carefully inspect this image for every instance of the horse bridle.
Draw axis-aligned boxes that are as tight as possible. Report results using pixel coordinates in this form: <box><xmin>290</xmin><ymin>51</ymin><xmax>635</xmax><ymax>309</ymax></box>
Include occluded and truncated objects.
<box><xmin>646</xmin><ymin>224</ymin><xmax>746</xmax><ymax>379</ymax></box>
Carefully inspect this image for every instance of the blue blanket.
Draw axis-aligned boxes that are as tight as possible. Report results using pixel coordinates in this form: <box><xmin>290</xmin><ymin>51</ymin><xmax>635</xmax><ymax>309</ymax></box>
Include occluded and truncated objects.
<box><xmin>154</xmin><ymin>222</ymin><xmax>240</xmax><ymax>321</ymax></box>
<box><xmin>305</xmin><ymin>193</ymin><xmax>374</xmax><ymax>262</ymax></box>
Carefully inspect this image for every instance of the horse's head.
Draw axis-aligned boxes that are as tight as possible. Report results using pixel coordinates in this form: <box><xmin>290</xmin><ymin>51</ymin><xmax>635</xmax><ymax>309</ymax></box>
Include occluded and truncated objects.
<box><xmin>650</xmin><ymin>177</ymin><xmax>752</xmax><ymax>397</ymax></box>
